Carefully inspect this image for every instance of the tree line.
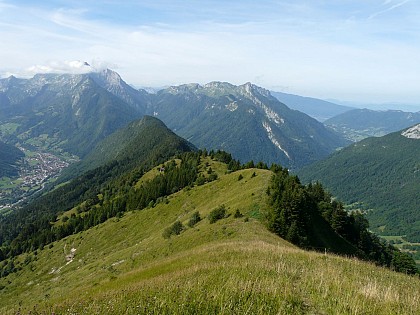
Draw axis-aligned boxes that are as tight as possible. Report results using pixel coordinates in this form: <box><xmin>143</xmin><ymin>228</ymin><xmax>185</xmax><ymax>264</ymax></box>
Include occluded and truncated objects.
<box><xmin>265</xmin><ymin>165</ymin><xmax>418</xmax><ymax>275</ymax></box>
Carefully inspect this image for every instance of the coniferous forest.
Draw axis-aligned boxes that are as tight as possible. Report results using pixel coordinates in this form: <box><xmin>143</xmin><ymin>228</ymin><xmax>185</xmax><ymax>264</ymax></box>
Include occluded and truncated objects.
<box><xmin>266</xmin><ymin>166</ymin><xmax>417</xmax><ymax>274</ymax></box>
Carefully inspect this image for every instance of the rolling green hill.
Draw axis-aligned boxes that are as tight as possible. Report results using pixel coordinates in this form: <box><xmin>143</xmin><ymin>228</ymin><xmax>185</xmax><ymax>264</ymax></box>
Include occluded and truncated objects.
<box><xmin>0</xmin><ymin>163</ymin><xmax>419</xmax><ymax>314</ymax></box>
<box><xmin>0</xmin><ymin>141</ymin><xmax>24</xmax><ymax>177</ymax></box>
<box><xmin>298</xmin><ymin>125</ymin><xmax>420</xmax><ymax>243</ymax></box>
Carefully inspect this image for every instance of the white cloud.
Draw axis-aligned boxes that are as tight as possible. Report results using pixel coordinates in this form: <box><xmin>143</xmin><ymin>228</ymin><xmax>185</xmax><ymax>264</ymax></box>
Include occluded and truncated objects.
<box><xmin>369</xmin><ymin>0</ymin><xmax>411</xmax><ymax>19</ymax></box>
<box><xmin>24</xmin><ymin>60</ymin><xmax>93</xmax><ymax>76</ymax></box>
<box><xmin>1</xmin><ymin>1</ymin><xmax>420</xmax><ymax>104</ymax></box>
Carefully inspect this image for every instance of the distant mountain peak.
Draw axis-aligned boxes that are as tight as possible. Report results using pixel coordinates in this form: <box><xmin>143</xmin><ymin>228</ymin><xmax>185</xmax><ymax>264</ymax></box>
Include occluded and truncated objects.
<box><xmin>203</xmin><ymin>81</ymin><xmax>235</xmax><ymax>89</ymax></box>
<box><xmin>164</xmin><ymin>81</ymin><xmax>273</xmax><ymax>101</ymax></box>
<box><xmin>91</xmin><ymin>68</ymin><xmax>123</xmax><ymax>87</ymax></box>
<box><xmin>401</xmin><ymin>124</ymin><xmax>420</xmax><ymax>139</ymax></box>
<box><xmin>166</xmin><ymin>83</ymin><xmax>201</xmax><ymax>94</ymax></box>
<box><xmin>88</xmin><ymin>69</ymin><xmax>149</xmax><ymax>113</ymax></box>
<box><xmin>240</xmin><ymin>82</ymin><xmax>271</xmax><ymax>98</ymax></box>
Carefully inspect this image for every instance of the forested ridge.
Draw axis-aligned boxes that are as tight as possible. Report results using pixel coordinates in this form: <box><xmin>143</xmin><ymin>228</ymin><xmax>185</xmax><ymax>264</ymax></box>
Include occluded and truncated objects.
<box><xmin>298</xmin><ymin>129</ymin><xmax>420</xmax><ymax>242</ymax></box>
<box><xmin>59</xmin><ymin>115</ymin><xmax>195</xmax><ymax>181</ymax></box>
<box><xmin>0</xmin><ymin>141</ymin><xmax>24</xmax><ymax>177</ymax></box>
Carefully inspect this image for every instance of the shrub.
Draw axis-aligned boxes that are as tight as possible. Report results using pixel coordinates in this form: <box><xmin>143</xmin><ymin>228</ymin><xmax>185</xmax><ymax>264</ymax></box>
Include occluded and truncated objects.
<box><xmin>188</xmin><ymin>211</ymin><xmax>201</xmax><ymax>227</ymax></box>
<box><xmin>208</xmin><ymin>205</ymin><xmax>227</xmax><ymax>224</ymax></box>
<box><xmin>195</xmin><ymin>175</ymin><xmax>206</xmax><ymax>186</ymax></box>
<box><xmin>238</xmin><ymin>174</ymin><xmax>244</xmax><ymax>181</ymax></box>
<box><xmin>234</xmin><ymin>209</ymin><xmax>243</xmax><ymax>218</ymax></box>
<box><xmin>208</xmin><ymin>173</ymin><xmax>218</xmax><ymax>182</ymax></box>
<box><xmin>163</xmin><ymin>221</ymin><xmax>184</xmax><ymax>239</ymax></box>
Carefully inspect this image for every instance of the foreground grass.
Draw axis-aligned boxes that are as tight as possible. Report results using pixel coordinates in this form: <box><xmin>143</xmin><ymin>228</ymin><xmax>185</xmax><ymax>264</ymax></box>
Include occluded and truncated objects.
<box><xmin>1</xmin><ymin>166</ymin><xmax>419</xmax><ymax>314</ymax></box>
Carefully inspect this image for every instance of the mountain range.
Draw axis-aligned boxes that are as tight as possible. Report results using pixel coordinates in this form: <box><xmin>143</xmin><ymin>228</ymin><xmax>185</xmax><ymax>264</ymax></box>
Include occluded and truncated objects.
<box><xmin>0</xmin><ymin>69</ymin><xmax>348</xmax><ymax>171</ymax></box>
<box><xmin>151</xmin><ymin>82</ymin><xmax>348</xmax><ymax>168</ymax></box>
<box><xmin>0</xmin><ymin>72</ymin><xmax>143</xmax><ymax>158</ymax></box>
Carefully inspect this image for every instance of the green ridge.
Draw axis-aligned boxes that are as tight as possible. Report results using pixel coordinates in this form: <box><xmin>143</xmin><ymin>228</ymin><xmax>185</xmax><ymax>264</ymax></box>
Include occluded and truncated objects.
<box><xmin>298</xmin><ymin>128</ymin><xmax>420</xmax><ymax>243</ymax></box>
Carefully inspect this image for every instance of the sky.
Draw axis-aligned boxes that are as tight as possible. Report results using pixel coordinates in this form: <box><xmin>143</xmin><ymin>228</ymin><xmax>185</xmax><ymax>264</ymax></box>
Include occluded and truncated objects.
<box><xmin>1</xmin><ymin>0</ymin><xmax>420</xmax><ymax>108</ymax></box>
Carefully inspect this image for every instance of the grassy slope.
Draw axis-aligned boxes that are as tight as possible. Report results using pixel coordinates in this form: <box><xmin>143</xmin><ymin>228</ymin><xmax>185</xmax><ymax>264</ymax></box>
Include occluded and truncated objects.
<box><xmin>1</xmin><ymin>162</ymin><xmax>419</xmax><ymax>314</ymax></box>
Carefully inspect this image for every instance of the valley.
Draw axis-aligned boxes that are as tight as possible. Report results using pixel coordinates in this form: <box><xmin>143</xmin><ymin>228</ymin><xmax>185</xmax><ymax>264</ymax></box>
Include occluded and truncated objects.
<box><xmin>0</xmin><ymin>148</ymin><xmax>74</xmax><ymax>213</ymax></box>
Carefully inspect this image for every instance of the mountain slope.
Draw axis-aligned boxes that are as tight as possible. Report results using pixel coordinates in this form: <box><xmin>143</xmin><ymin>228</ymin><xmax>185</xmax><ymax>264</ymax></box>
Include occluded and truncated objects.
<box><xmin>90</xmin><ymin>68</ymin><xmax>151</xmax><ymax>113</ymax></box>
<box><xmin>0</xmin><ymin>73</ymin><xmax>143</xmax><ymax>158</ymax></box>
<box><xmin>271</xmin><ymin>91</ymin><xmax>354</xmax><ymax>122</ymax></box>
<box><xmin>1</xmin><ymin>165</ymin><xmax>418</xmax><ymax>314</ymax></box>
<box><xmin>325</xmin><ymin>108</ymin><xmax>420</xmax><ymax>141</ymax></box>
<box><xmin>298</xmin><ymin>124</ymin><xmax>420</xmax><ymax>242</ymax></box>
<box><xmin>0</xmin><ymin>141</ymin><xmax>24</xmax><ymax>177</ymax></box>
<box><xmin>150</xmin><ymin>82</ymin><xmax>348</xmax><ymax>169</ymax></box>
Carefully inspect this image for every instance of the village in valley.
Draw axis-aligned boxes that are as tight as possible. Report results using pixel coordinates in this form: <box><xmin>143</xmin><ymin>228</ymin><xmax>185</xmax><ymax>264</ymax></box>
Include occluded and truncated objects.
<box><xmin>0</xmin><ymin>149</ymin><xmax>71</xmax><ymax>212</ymax></box>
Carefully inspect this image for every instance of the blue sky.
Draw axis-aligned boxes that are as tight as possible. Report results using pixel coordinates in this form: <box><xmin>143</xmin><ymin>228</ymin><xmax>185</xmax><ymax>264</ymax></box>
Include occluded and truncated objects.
<box><xmin>1</xmin><ymin>1</ymin><xmax>420</xmax><ymax>107</ymax></box>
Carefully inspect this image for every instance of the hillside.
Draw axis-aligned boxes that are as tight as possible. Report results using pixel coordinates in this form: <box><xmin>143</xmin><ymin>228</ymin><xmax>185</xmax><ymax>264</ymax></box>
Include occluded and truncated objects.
<box><xmin>61</xmin><ymin>115</ymin><xmax>195</xmax><ymax>179</ymax></box>
<box><xmin>271</xmin><ymin>91</ymin><xmax>354</xmax><ymax>122</ymax></box>
<box><xmin>150</xmin><ymin>82</ymin><xmax>348</xmax><ymax>169</ymax></box>
<box><xmin>0</xmin><ymin>141</ymin><xmax>24</xmax><ymax>177</ymax></box>
<box><xmin>0</xmin><ymin>162</ymin><xmax>419</xmax><ymax>314</ymax></box>
<box><xmin>325</xmin><ymin>108</ymin><xmax>420</xmax><ymax>141</ymax></box>
<box><xmin>298</xmin><ymin>124</ymin><xmax>420</xmax><ymax>243</ymax></box>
